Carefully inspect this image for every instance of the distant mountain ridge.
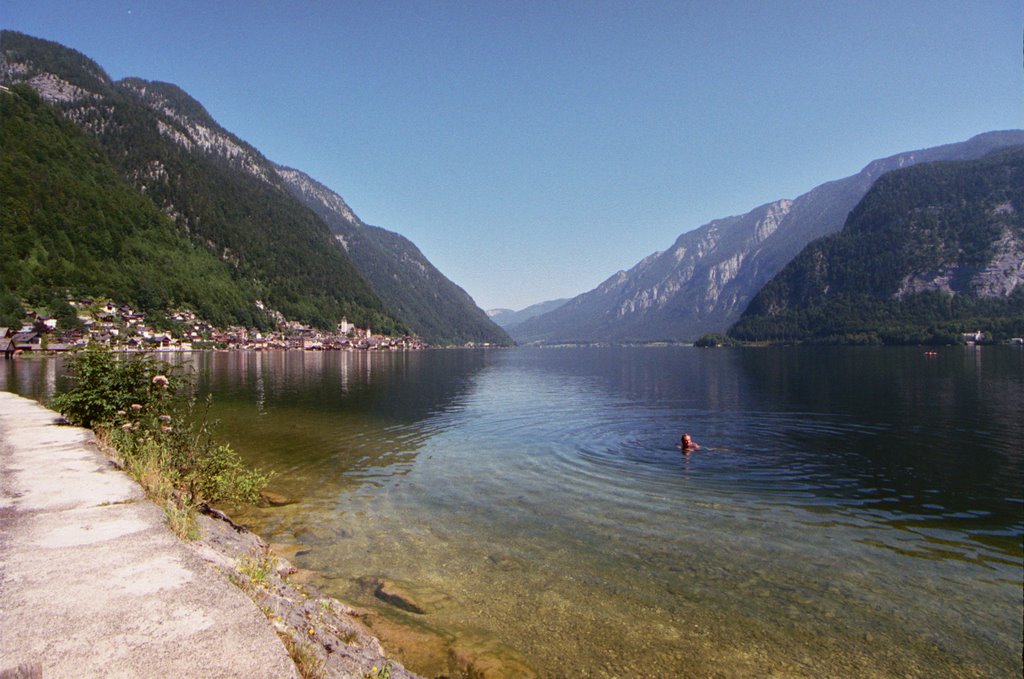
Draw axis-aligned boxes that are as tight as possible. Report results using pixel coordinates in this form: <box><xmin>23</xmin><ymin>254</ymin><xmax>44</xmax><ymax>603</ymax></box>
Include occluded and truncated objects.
<box><xmin>1</xmin><ymin>30</ymin><xmax>508</xmax><ymax>343</ymax></box>
<box><xmin>730</xmin><ymin>147</ymin><xmax>1024</xmax><ymax>343</ymax></box>
<box><xmin>274</xmin><ymin>165</ymin><xmax>511</xmax><ymax>345</ymax></box>
<box><xmin>511</xmin><ymin>130</ymin><xmax>1024</xmax><ymax>344</ymax></box>
<box><xmin>487</xmin><ymin>299</ymin><xmax>569</xmax><ymax>329</ymax></box>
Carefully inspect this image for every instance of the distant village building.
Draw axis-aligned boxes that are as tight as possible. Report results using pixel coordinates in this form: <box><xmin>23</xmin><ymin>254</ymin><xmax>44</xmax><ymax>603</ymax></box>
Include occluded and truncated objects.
<box><xmin>961</xmin><ymin>330</ymin><xmax>984</xmax><ymax>344</ymax></box>
<box><xmin>2</xmin><ymin>298</ymin><xmax>424</xmax><ymax>355</ymax></box>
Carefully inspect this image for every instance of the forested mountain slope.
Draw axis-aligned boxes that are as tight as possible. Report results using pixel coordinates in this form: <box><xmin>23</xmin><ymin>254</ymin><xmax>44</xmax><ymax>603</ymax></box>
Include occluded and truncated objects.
<box><xmin>0</xmin><ymin>84</ymin><xmax>262</xmax><ymax>328</ymax></box>
<box><xmin>1</xmin><ymin>30</ymin><xmax>402</xmax><ymax>332</ymax></box>
<box><xmin>730</xmin><ymin>148</ymin><xmax>1024</xmax><ymax>343</ymax></box>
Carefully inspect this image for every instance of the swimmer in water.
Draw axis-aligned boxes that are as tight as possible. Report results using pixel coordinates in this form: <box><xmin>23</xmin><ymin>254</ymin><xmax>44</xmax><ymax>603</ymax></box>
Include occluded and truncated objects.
<box><xmin>678</xmin><ymin>433</ymin><xmax>700</xmax><ymax>453</ymax></box>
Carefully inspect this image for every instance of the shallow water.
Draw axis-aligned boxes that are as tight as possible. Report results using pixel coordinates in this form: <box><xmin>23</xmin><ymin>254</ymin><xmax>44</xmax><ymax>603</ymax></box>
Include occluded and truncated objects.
<box><xmin>4</xmin><ymin>347</ymin><xmax>1022</xmax><ymax>676</ymax></box>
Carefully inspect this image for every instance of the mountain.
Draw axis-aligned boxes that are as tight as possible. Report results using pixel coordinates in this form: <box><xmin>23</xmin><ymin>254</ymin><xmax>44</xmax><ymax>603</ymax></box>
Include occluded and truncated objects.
<box><xmin>729</xmin><ymin>148</ymin><xmax>1024</xmax><ymax>344</ymax></box>
<box><xmin>0</xmin><ymin>30</ymin><xmax>404</xmax><ymax>333</ymax></box>
<box><xmin>510</xmin><ymin>131</ymin><xmax>1024</xmax><ymax>344</ymax></box>
<box><xmin>487</xmin><ymin>299</ymin><xmax>569</xmax><ymax>329</ymax></box>
<box><xmin>273</xmin><ymin>165</ymin><xmax>511</xmax><ymax>345</ymax></box>
<box><xmin>0</xmin><ymin>84</ymin><xmax>265</xmax><ymax>328</ymax></box>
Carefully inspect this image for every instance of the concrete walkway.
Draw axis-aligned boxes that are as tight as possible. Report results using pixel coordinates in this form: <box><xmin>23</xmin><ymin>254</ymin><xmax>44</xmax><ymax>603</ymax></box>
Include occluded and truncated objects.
<box><xmin>0</xmin><ymin>391</ymin><xmax>299</xmax><ymax>678</ymax></box>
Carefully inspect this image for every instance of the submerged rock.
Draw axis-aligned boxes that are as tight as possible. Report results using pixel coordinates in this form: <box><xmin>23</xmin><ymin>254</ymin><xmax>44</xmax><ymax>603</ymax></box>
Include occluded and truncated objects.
<box><xmin>360</xmin><ymin>583</ymin><xmax>536</xmax><ymax>678</ymax></box>
<box><xmin>259</xmin><ymin>490</ymin><xmax>292</xmax><ymax>506</ymax></box>
<box><xmin>449</xmin><ymin>642</ymin><xmax>538</xmax><ymax>679</ymax></box>
<box><xmin>362</xmin><ymin>611</ymin><xmax>453</xmax><ymax>678</ymax></box>
<box><xmin>485</xmin><ymin>552</ymin><xmax>524</xmax><ymax>571</ymax></box>
<box><xmin>290</xmin><ymin>568</ymin><xmax>326</xmax><ymax>587</ymax></box>
<box><xmin>375</xmin><ymin>579</ymin><xmax>428</xmax><ymax>614</ymax></box>
<box><xmin>268</xmin><ymin>542</ymin><xmax>312</xmax><ymax>561</ymax></box>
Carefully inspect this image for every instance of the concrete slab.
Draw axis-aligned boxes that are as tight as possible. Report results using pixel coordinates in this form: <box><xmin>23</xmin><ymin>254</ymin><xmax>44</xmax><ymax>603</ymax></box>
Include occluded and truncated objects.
<box><xmin>0</xmin><ymin>391</ymin><xmax>300</xmax><ymax>678</ymax></box>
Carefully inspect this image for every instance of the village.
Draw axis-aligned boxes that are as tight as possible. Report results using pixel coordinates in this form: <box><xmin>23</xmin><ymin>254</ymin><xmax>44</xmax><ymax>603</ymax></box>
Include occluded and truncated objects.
<box><xmin>0</xmin><ymin>298</ymin><xmax>427</xmax><ymax>358</ymax></box>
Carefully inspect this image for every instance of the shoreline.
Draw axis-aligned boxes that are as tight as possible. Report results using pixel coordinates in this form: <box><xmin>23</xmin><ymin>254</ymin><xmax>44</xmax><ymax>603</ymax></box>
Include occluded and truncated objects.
<box><xmin>2</xmin><ymin>344</ymin><xmax>511</xmax><ymax>359</ymax></box>
<box><xmin>0</xmin><ymin>390</ymin><xmax>418</xmax><ymax>679</ymax></box>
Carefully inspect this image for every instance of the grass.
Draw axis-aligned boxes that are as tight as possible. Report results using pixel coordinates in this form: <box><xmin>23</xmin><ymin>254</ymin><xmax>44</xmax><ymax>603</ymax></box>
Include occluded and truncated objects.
<box><xmin>96</xmin><ymin>498</ymin><xmax>137</xmax><ymax>506</ymax></box>
<box><xmin>234</xmin><ymin>550</ymin><xmax>276</xmax><ymax>590</ymax></box>
<box><xmin>164</xmin><ymin>503</ymin><xmax>200</xmax><ymax>540</ymax></box>
<box><xmin>280</xmin><ymin>632</ymin><xmax>326</xmax><ymax>679</ymax></box>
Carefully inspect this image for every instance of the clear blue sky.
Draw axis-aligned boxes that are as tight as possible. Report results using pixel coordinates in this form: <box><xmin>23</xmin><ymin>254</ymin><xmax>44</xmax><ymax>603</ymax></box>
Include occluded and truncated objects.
<box><xmin>2</xmin><ymin>1</ymin><xmax>1022</xmax><ymax>311</ymax></box>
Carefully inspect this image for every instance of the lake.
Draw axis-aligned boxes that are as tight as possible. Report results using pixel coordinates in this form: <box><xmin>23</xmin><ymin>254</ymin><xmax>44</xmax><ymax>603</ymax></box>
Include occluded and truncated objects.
<box><xmin>3</xmin><ymin>346</ymin><xmax>1022</xmax><ymax>677</ymax></box>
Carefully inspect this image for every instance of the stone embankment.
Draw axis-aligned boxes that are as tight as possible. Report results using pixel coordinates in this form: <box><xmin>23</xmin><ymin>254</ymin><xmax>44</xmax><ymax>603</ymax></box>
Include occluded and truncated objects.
<box><xmin>0</xmin><ymin>391</ymin><xmax>416</xmax><ymax>679</ymax></box>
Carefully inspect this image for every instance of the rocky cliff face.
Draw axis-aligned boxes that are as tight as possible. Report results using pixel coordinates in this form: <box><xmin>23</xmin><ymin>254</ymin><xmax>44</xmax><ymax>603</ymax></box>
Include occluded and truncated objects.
<box><xmin>275</xmin><ymin>166</ymin><xmax>360</xmax><ymax>232</ymax></box>
<box><xmin>894</xmin><ymin>211</ymin><xmax>1024</xmax><ymax>301</ymax></box>
<box><xmin>969</xmin><ymin>220</ymin><xmax>1024</xmax><ymax>298</ymax></box>
<box><xmin>512</xmin><ymin>130</ymin><xmax>1024</xmax><ymax>344</ymax></box>
<box><xmin>120</xmin><ymin>78</ymin><xmax>276</xmax><ymax>184</ymax></box>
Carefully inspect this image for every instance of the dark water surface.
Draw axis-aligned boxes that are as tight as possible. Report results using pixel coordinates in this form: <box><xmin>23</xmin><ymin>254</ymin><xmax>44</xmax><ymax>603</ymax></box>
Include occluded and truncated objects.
<box><xmin>4</xmin><ymin>347</ymin><xmax>1022</xmax><ymax>677</ymax></box>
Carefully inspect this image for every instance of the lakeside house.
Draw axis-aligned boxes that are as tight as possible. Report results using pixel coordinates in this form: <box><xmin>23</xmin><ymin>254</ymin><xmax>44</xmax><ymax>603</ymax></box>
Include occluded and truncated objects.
<box><xmin>0</xmin><ymin>327</ymin><xmax>13</xmax><ymax>358</ymax></box>
<box><xmin>11</xmin><ymin>331</ymin><xmax>41</xmax><ymax>352</ymax></box>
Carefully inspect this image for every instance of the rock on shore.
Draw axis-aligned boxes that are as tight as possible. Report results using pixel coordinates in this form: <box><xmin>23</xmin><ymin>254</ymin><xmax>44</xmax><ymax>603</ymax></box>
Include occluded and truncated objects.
<box><xmin>192</xmin><ymin>510</ymin><xmax>421</xmax><ymax>678</ymax></box>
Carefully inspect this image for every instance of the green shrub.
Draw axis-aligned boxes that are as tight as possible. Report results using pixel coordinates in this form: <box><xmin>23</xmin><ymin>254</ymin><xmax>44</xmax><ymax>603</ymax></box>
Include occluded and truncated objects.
<box><xmin>51</xmin><ymin>346</ymin><xmax>180</xmax><ymax>428</ymax></box>
<box><xmin>694</xmin><ymin>333</ymin><xmax>734</xmax><ymax>348</ymax></box>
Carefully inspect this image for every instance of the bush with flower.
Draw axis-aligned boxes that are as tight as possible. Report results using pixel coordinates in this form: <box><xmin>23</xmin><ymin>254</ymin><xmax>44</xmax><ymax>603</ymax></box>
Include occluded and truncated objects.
<box><xmin>52</xmin><ymin>346</ymin><xmax>270</xmax><ymax>535</ymax></box>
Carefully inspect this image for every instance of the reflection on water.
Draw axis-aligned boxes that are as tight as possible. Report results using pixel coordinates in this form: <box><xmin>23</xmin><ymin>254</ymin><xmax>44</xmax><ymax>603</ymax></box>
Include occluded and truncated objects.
<box><xmin>192</xmin><ymin>351</ymin><xmax>489</xmax><ymax>502</ymax></box>
<box><xmin>737</xmin><ymin>348</ymin><xmax>1024</xmax><ymax>518</ymax></box>
<box><xmin>2</xmin><ymin>347</ymin><xmax>1021</xmax><ymax>677</ymax></box>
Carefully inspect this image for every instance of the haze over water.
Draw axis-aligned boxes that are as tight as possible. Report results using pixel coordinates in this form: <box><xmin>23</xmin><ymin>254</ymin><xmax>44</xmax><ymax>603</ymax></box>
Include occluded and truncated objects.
<box><xmin>4</xmin><ymin>347</ymin><xmax>1022</xmax><ymax>676</ymax></box>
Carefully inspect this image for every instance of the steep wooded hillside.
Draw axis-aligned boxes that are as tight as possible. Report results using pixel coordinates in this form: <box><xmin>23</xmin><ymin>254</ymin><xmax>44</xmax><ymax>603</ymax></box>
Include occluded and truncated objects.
<box><xmin>0</xmin><ymin>84</ymin><xmax>263</xmax><ymax>328</ymax></box>
<box><xmin>1</xmin><ymin>30</ymin><xmax>403</xmax><ymax>333</ymax></box>
<box><xmin>730</xmin><ymin>148</ymin><xmax>1024</xmax><ymax>343</ymax></box>
<box><xmin>274</xmin><ymin>165</ymin><xmax>512</xmax><ymax>345</ymax></box>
